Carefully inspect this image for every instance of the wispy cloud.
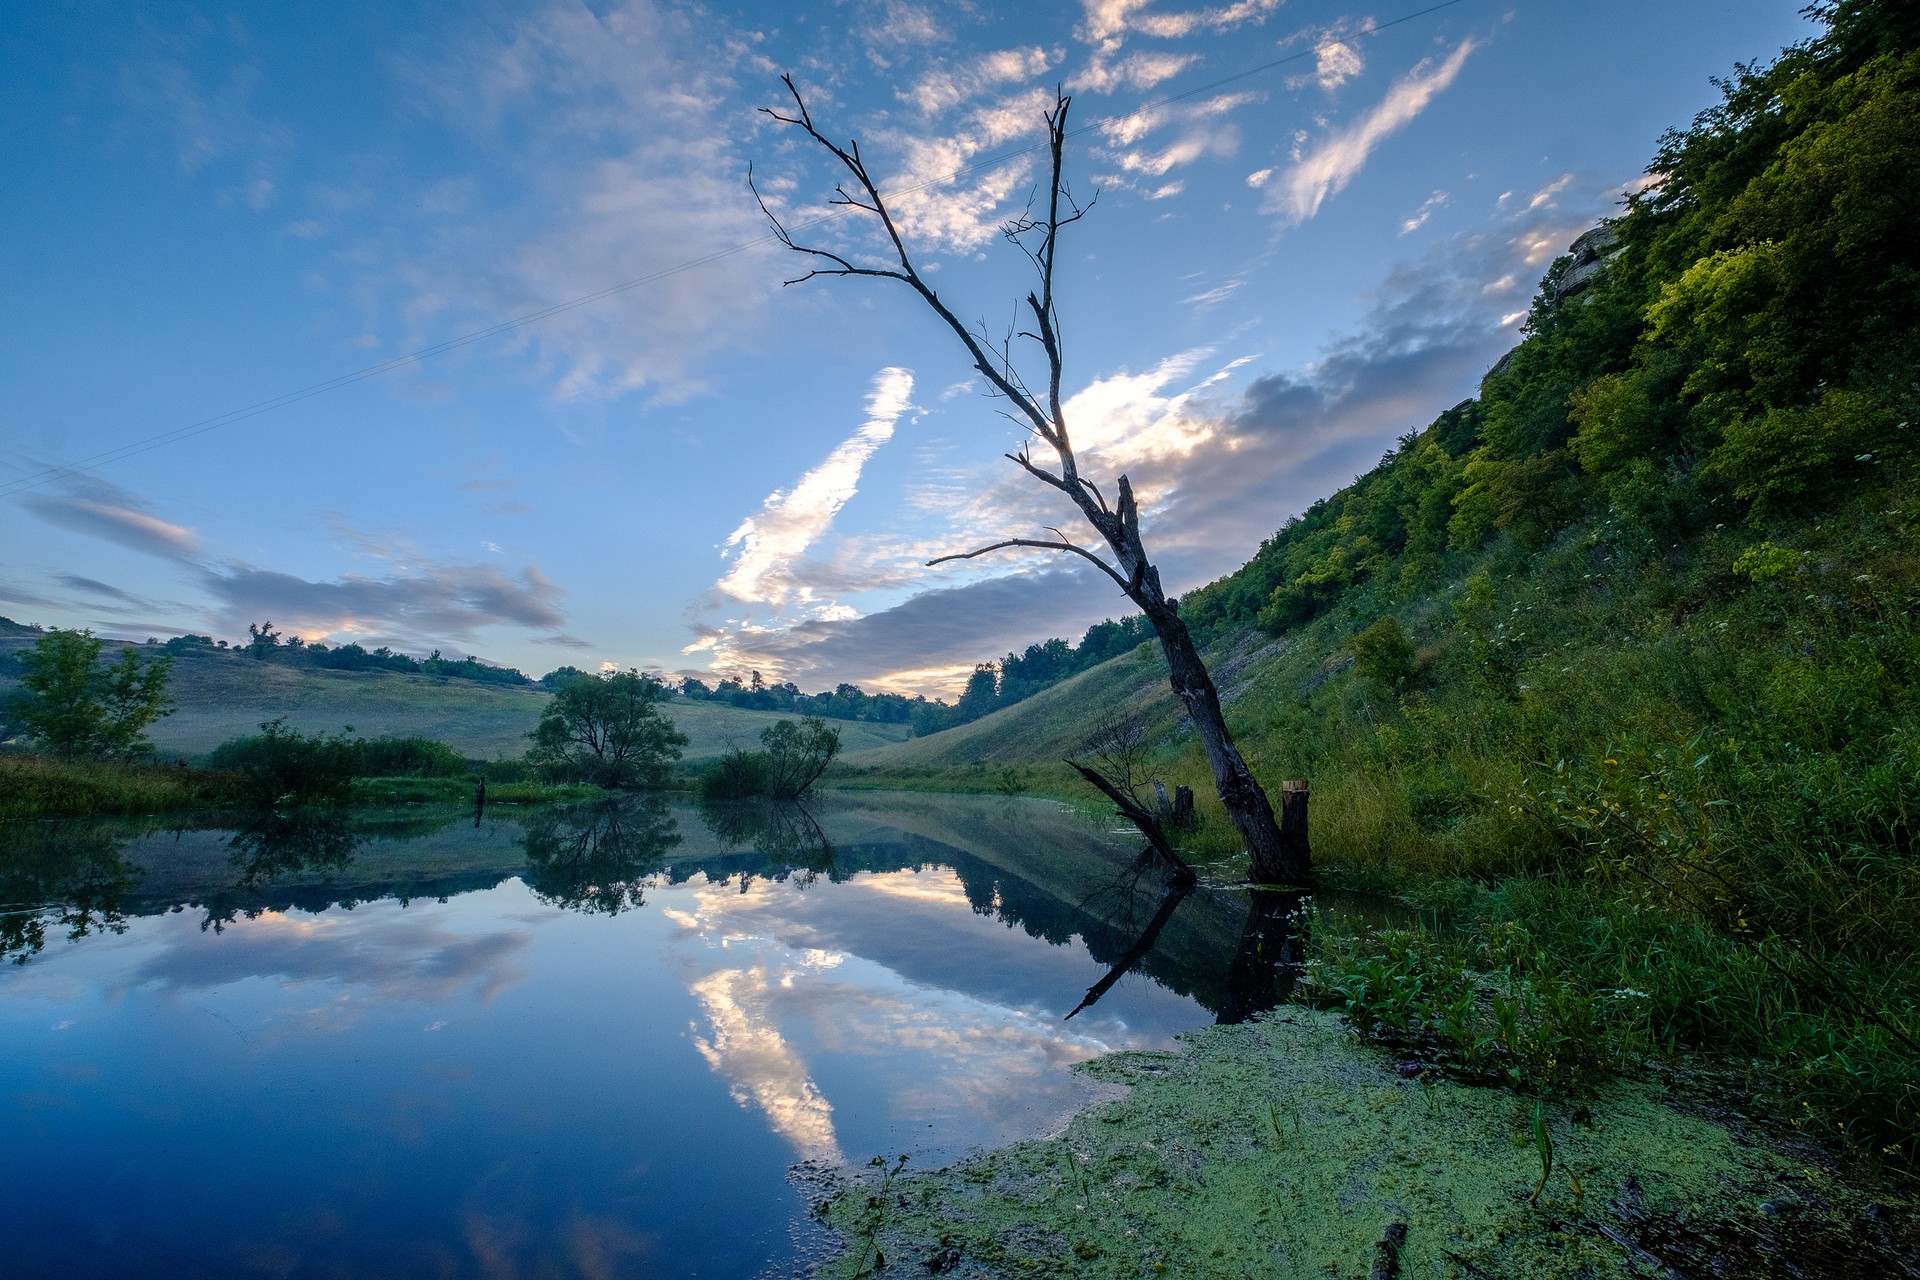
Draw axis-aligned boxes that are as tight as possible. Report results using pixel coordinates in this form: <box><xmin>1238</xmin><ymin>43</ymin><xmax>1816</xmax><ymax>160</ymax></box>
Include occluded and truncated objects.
<box><xmin>17</xmin><ymin>469</ymin><xmax>582</xmax><ymax>654</ymax></box>
<box><xmin>1399</xmin><ymin>189</ymin><xmax>1449</xmax><ymax>236</ymax></box>
<box><xmin>903</xmin><ymin>47</ymin><xmax>1056</xmax><ymax>115</ymax></box>
<box><xmin>1269</xmin><ymin>39</ymin><xmax>1477</xmax><ymax>225</ymax></box>
<box><xmin>715</xmin><ymin>368</ymin><xmax>915</xmax><ymax>612</ymax></box>
<box><xmin>55</xmin><ymin>574</ymin><xmax>150</xmax><ymax>607</ymax></box>
<box><xmin>337</xmin><ymin>0</ymin><xmax>774</xmax><ymax>403</ymax></box>
<box><xmin>25</xmin><ymin>474</ymin><xmax>202</xmax><ymax>561</ymax></box>
<box><xmin>119</xmin><ymin>27</ymin><xmax>293</xmax><ymax>212</ymax></box>
<box><xmin>1072</xmin><ymin>0</ymin><xmax>1280</xmax><ymax>94</ymax></box>
<box><xmin>714</xmin><ymin>197</ymin><xmax>1620</xmax><ymax>694</ymax></box>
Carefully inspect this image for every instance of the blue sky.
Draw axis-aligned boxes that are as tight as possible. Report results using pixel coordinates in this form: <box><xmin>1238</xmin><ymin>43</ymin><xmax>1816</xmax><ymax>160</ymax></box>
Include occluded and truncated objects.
<box><xmin>1</xmin><ymin>0</ymin><xmax>1815</xmax><ymax>694</ymax></box>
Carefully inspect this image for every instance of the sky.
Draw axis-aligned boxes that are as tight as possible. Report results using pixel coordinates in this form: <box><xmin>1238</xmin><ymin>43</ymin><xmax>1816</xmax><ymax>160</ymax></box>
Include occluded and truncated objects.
<box><xmin>0</xmin><ymin>0</ymin><xmax>1818</xmax><ymax>696</ymax></box>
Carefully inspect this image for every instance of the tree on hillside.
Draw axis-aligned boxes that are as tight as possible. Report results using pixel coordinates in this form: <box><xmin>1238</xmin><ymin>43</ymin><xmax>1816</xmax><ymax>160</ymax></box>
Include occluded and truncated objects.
<box><xmin>6</xmin><ymin>629</ymin><xmax>174</xmax><ymax>760</ymax></box>
<box><xmin>755</xmin><ymin>79</ymin><xmax>1307</xmax><ymax>883</ymax></box>
<box><xmin>528</xmin><ymin>669</ymin><xmax>689</xmax><ymax>788</ymax></box>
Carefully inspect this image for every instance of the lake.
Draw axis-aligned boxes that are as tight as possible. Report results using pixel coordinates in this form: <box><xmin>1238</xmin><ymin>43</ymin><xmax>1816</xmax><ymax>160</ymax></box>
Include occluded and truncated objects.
<box><xmin>0</xmin><ymin>793</ymin><xmax>1310</xmax><ymax>1278</ymax></box>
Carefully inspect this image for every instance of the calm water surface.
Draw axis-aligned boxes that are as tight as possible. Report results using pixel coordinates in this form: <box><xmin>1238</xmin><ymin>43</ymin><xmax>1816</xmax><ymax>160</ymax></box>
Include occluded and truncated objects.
<box><xmin>1</xmin><ymin>793</ymin><xmax>1306</xmax><ymax>1279</ymax></box>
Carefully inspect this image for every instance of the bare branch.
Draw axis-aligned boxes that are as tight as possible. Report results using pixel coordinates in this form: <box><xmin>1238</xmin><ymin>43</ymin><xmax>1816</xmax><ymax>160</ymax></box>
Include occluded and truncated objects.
<box><xmin>926</xmin><ymin>538</ymin><xmax>1129</xmax><ymax>592</ymax></box>
<box><xmin>1005</xmin><ymin>451</ymin><xmax>1069</xmax><ymax>491</ymax></box>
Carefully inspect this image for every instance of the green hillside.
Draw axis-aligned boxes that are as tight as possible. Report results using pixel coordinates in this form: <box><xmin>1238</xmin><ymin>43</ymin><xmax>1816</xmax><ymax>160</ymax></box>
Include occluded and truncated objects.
<box><xmin>0</xmin><ymin>638</ymin><xmax>912</xmax><ymax>763</ymax></box>
<box><xmin>854</xmin><ymin>1</ymin><xmax>1920</xmax><ymax>1163</ymax></box>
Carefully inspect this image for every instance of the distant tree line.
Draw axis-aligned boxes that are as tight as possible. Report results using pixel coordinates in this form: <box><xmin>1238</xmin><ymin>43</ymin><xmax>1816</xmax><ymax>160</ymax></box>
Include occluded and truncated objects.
<box><xmin>156</xmin><ymin>624</ymin><xmax>540</xmax><ymax>689</ymax></box>
<box><xmin>914</xmin><ymin>614</ymin><xmax>1158</xmax><ymax>736</ymax></box>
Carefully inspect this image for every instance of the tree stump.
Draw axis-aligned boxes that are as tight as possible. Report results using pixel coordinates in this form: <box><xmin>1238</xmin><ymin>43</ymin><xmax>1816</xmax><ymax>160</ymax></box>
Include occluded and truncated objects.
<box><xmin>1279</xmin><ymin>781</ymin><xmax>1309</xmax><ymax>878</ymax></box>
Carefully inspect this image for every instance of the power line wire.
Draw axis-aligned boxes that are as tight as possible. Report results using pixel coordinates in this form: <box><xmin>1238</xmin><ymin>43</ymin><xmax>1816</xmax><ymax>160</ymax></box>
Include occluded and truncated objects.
<box><xmin>1</xmin><ymin>0</ymin><xmax>1474</xmax><ymax>500</ymax></box>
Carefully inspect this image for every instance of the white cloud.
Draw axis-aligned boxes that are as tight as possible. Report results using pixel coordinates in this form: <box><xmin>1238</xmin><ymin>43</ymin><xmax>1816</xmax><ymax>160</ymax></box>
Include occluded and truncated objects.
<box><xmin>714</xmin><ymin>368</ymin><xmax>916</xmax><ymax>609</ymax></box>
<box><xmin>904</xmin><ymin>47</ymin><xmax>1055</xmax><ymax>115</ymax></box>
<box><xmin>1399</xmin><ymin>189</ymin><xmax>1449</xmax><ymax>236</ymax></box>
<box><xmin>690</xmin><ymin>963</ymin><xmax>843</xmax><ymax>1163</ymax></box>
<box><xmin>1525</xmin><ymin>173</ymin><xmax>1575</xmax><ymax>211</ymax></box>
<box><xmin>24</xmin><ymin>473</ymin><xmax>203</xmax><ymax>561</ymax></box>
<box><xmin>1312</xmin><ymin>39</ymin><xmax>1365</xmax><ymax>91</ymax></box>
<box><xmin>1268</xmin><ymin>39</ymin><xmax>1477</xmax><ymax>225</ymax></box>
<box><xmin>869</xmin><ymin>88</ymin><xmax>1056</xmax><ymax>251</ymax></box>
<box><xmin>1077</xmin><ymin>0</ymin><xmax>1283</xmax><ymax>44</ymax></box>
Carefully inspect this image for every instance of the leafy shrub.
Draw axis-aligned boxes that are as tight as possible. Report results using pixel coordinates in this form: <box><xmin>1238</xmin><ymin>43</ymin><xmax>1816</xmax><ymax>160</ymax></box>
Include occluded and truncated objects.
<box><xmin>527</xmin><ymin>670</ymin><xmax>687</xmax><ymax>788</ymax></box>
<box><xmin>1711</xmin><ymin>389</ymin><xmax>1904</xmax><ymax>516</ymax></box>
<box><xmin>209</xmin><ymin>719</ymin><xmax>359</xmax><ymax>807</ymax></box>
<box><xmin>699</xmin><ymin>717</ymin><xmax>841</xmax><ymax>801</ymax></box>
<box><xmin>352</xmin><ymin>735</ymin><xmax>469</xmax><ymax>778</ymax></box>
<box><xmin>1349</xmin><ymin>616</ymin><xmax>1417</xmax><ymax>694</ymax></box>
<box><xmin>699</xmin><ymin>746</ymin><xmax>772</xmax><ymax>801</ymax></box>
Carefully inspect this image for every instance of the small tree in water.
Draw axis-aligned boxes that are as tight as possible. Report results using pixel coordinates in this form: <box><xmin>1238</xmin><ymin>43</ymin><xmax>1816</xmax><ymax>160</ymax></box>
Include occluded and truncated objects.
<box><xmin>755</xmin><ymin>79</ymin><xmax>1307</xmax><ymax>884</ymax></box>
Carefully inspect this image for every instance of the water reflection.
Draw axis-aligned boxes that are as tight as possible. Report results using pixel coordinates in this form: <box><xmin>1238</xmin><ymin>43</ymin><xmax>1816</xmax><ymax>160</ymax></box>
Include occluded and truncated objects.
<box><xmin>1217</xmin><ymin>888</ymin><xmax>1310</xmax><ymax>1025</ymax></box>
<box><xmin>698</xmin><ymin>798</ymin><xmax>835</xmax><ymax>880</ymax></box>
<box><xmin>0</xmin><ymin>820</ymin><xmax>139</xmax><ymax>964</ymax></box>
<box><xmin>0</xmin><ymin>793</ymin><xmax>1364</xmax><ymax>1279</ymax></box>
<box><xmin>522</xmin><ymin>795</ymin><xmax>680</xmax><ymax>914</ymax></box>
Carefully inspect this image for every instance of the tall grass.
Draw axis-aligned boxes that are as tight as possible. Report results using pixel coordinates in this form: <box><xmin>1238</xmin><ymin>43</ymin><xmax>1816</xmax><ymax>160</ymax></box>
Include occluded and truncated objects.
<box><xmin>0</xmin><ymin>754</ymin><xmax>234</xmax><ymax>821</ymax></box>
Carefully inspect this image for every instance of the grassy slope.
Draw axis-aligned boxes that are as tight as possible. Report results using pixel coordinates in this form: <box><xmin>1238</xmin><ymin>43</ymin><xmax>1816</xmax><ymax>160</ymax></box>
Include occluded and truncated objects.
<box><xmin>839</xmin><ymin>628</ymin><xmax>1288</xmax><ymax>791</ymax></box>
<box><xmin>0</xmin><ymin>639</ymin><xmax>913</xmax><ymax>763</ymax></box>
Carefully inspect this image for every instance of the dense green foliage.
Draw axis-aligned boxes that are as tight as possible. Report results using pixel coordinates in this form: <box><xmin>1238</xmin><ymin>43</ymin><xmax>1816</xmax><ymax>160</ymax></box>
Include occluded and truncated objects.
<box><xmin>1186</xmin><ymin>3</ymin><xmax>1920</xmax><ymax>1157</ymax></box>
<box><xmin>698</xmin><ymin>716</ymin><xmax>841</xmax><ymax>801</ymax></box>
<box><xmin>0</xmin><ymin>754</ymin><xmax>231</xmax><ymax>822</ymax></box>
<box><xmin>1180</xmin><ymin>1</ymin><xmax>1918</xmax><ymax>644</ymax></box>
<box><xmin>527</xmin><ymin>669</ymin><xmax>688</xmax><ymax>788</ymax></box>
<box><xmin>4</xmin><ymin>630</ymin><xmax>174</xmax><ymax>760</ymax></box>
<box><xmin>677</xmin><ymin>670</ymin><xmax>933</xmax><ymax>726</ymax></box>
<box><xmin>209</xmin><ymin>719</ymin><xmax>363</xmax><ymax>806</ymax></box>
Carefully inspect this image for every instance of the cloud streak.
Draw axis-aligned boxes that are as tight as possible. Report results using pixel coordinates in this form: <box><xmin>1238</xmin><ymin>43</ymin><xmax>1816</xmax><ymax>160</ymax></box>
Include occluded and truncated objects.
<box><xmin>25</xmin><ymin>474</ymin><xmax>203</xmax><ymax>561</ymax></box>
<box><xmin>716</xmin><ymin>369</ymin><xmax>914</xmax><ymax>612</ymax></box>
<box><xmin>1270</xmin><ymin>39</ymin><xmax>1476</xmax><ymax>225</ymax></box>
<box><xmin>199</xmin><ymin>560</ymin><xmax>569</xmax><ymax>648</ymax></box>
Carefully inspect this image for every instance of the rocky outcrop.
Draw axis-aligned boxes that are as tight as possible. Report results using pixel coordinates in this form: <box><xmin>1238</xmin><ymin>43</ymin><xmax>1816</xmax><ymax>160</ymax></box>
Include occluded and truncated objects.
<box><xmin>1552</xmin><ymin>223</ymin><xmax>1622</xmax><ymax>301</ymax></box>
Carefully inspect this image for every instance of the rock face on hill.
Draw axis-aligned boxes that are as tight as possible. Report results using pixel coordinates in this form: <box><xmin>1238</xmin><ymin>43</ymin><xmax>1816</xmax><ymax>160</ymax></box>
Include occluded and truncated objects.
<box><xmin>1478</xmin><ymin>224</ymin><xmax>1625</xmax><ymax>393</ymax></box>
<box><xmin>1552</xmin><ymin>223</ymin><xmax>1623</xmax><ymax>301</ymax></box>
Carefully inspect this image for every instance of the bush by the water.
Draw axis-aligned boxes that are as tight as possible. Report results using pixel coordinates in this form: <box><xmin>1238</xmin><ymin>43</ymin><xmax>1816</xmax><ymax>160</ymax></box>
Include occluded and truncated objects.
<box><xmin>209</xmin><ymin>720</ymin><xmax>362</xmax><ymax>806</ymax></box>
<box><xmin>699</xmin><ymin>716</ymin><xmax>841</xmax><ymax>801</ymax></box>
<box><xmin>208</xmin><ymin>722</ymin><xmax>475</xmax><ymax>806</ymax></box>
<box><xmin>0</xmin><ymin>754</ymin><xmax>230</xmax><ymax>822</ymax></box>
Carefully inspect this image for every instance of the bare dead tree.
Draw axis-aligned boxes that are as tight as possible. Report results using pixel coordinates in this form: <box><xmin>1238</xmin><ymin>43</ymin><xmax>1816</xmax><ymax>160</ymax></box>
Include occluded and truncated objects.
<box><xmin>753</xmin><ymin>77</ymin><xmax>1307</xmax><ymax>887</ymax></box>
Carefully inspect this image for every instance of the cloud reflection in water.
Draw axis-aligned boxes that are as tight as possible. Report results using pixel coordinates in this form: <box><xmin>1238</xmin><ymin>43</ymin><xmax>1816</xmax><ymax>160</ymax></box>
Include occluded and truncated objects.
<box><xmin>672</xmin><ymin>866</ymin><xmax>1156</xmax><ymax>1163</ymax></box>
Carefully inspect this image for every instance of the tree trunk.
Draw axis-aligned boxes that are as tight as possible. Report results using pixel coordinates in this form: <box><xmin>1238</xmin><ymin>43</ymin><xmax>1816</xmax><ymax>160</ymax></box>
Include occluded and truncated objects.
<box><xmin>1140</xmin><ymin>599</ymin><xmax>1306</xmax><ymax>884</ymax></box>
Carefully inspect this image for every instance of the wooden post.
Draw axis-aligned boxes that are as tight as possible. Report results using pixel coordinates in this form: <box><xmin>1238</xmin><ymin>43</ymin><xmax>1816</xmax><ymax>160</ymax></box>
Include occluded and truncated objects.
<box><xmin>1172</xmin><ymin>785</ymin><xmax>1195</xmax><ymax>830</ymax></box>
<box><xmin>1279</xmin><ymin>780</ymin><xmax>1309</xmax><ymax>878</ymax></box>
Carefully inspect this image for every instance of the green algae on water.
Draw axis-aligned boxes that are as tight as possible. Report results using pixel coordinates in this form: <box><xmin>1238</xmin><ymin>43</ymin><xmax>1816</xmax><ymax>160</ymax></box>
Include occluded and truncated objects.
<box><xmin>813</xmin><ymin>1008</ymin><xmax>1902</xmax><ymax>1278</ymax></box>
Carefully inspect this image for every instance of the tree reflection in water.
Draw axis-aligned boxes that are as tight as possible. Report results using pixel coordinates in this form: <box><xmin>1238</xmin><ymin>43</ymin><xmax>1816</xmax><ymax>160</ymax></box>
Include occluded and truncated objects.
<box><xmin>227</xmin><ymin>809</ymin><xmax>358</xmax><ymax>888</ymax></box>
<box><xmin>195</xmin><ymin>808</ymin><xmax>363</xmax><ymax>931</ymax></box>
<box><xmin>1064</xmin><ymin>860</ymin><xmax>1309</xmax><ymax>1025</ymax></box>
<box><xmin>697</xmin><ymin>799</ymin><xmax>835</xmax><ymax>887</ymax></box>
<box><xmin>522</xmin><ymin>795</ymin><xmax>682</xmax><ymax>914</ymax></box>
<box><xmin>0</xmin><ymin>821</ymin><xmax>142</xmax><ymax>963</ymax></box>
<box><xmin>1215</xmin><ymin>889</ymin><xmax>1309</xmax><ymax>1025</ymax></box>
